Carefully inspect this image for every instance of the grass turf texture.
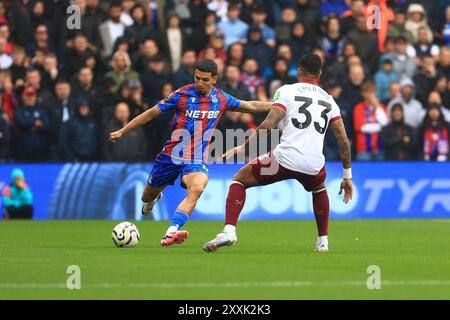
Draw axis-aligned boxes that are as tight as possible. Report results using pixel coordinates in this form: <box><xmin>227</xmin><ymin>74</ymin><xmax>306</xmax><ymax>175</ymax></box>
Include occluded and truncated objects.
<box><xmin>0</xmin><ymin>220</ymin><xmax>449</xmax><ymax>299</ymax></box>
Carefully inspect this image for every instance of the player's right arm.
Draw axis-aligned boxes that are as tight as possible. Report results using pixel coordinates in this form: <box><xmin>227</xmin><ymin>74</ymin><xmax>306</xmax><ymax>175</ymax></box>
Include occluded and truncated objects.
<box><xmin>110</xmin><ymin>89</ymin><xmax>183</xmax><ymax>143</ymax></box>
<box><xmin>109</xmin><ymin>106</ymin><xmax>163</xmax><ymax>142</ymax></box>
<box><xmin>330</xmin><ymin>118</ymin><xmax>353</xmax><ymax>204</ymax></box>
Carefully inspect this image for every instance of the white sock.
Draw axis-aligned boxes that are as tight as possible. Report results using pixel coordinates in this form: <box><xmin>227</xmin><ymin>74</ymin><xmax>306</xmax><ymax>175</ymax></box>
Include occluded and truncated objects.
<box><xmin>318</xmin><ymin>235</ymin><xmax>328</xmax><ymax>242</ymax></box>
<box><xmin>224</xmin><ymin>224</ymin><xmax>236</xmax><ymax>234</ymax></box>
<box><xmin>166</xmin><ymin>226</ymin><xmax>178</xmax><ymax>235</ymax></box>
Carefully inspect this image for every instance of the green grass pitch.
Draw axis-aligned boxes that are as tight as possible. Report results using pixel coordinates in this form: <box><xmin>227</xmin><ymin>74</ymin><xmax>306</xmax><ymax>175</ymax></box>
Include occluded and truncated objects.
<box><xmin>1</xmin><ymin>219</ymin><xmax>450</xmax><ymax>299</ymax></box>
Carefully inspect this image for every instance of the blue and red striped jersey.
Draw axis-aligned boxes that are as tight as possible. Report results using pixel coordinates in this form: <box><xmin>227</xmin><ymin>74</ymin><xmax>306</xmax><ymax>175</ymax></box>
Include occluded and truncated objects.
<box><xmin>156</xmin><ymin>84</ymin><xmax>241</xmax><ymax>162</ymax></box>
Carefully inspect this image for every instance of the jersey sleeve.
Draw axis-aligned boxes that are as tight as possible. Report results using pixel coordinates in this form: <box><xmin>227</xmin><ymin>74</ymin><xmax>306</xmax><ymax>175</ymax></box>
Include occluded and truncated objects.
<box><xmin>221</xmin><ymin>91</ymin><xmax>241</xmax><ymax>110</ymax></box>
<box><xmin>272</xmin><ymin>86</ymin><xmax>289</xmax><ymax>112</ymax></box>
<box><xmin>329</xmin><ymin>96</ymin><xmax>342</xmax><ymax>124</ymax></box>
<box><xmin>156</xmin><ymin>90</ymin><xmax>183</xmax><ymax>112</ymax></box>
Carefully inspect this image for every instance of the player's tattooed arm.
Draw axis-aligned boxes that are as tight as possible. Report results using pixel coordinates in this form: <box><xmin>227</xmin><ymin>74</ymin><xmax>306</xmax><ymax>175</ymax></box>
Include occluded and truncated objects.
<box><xmin>235</xmin><ymin>100</ymin><xmax>273</xmax><ymax>113</ymax></box>
<box><xmin>109</xmin><ymin>106</ymin><xmax>163</xmax><ymax>142</ymax></box>
<box><xmin>331</xmin><ymin>119</ymin><xmax>351</xmax><ymax>169</ymax></box>
<box><xmin>223</xmin><ymin>106</ymin><xmax>285</xmax><ymax>160</ymax></box>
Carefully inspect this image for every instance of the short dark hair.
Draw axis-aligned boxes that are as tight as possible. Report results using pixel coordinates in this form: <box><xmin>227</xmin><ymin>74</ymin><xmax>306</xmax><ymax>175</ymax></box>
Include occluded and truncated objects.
<box><xmin>195</xmin><ymin>59</ymin><xmax>218</xmax><ymax>76</ymax></box>
<box><xmin>298</xmin><ymin>54</ymin><xmax>322</xmax><ymax>77</ymax></box>
<box><xmin>395</xmin><ymin>35</ymin><xmax>408</xmax><ymax>44</ymax></box>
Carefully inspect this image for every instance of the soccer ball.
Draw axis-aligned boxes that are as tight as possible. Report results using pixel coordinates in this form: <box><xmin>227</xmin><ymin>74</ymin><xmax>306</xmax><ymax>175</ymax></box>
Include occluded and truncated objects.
<box><xmin>112</xmin><ymin>222</ymin><xmax>140</xmax><ymax>248</ymax></box>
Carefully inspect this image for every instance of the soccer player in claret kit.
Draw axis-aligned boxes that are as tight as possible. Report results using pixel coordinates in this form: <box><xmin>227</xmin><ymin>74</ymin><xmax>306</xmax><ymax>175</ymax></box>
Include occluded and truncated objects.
<box><xmin>109</xmin><ymin>59</ymin><xmax>271</xmax><ymax>246</ymax></box>
<box><xmin>203</xmin><ymin>54</ymin><xmax>354</xmax><ymax>252</ymax></box>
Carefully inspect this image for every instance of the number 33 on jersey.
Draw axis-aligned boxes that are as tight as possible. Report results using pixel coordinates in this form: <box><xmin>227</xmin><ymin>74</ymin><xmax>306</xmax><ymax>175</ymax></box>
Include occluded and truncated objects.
<box><xmin>271</xmin><ymin>82</ymin><xmax>342</xmax><ymax>175</ymax></box>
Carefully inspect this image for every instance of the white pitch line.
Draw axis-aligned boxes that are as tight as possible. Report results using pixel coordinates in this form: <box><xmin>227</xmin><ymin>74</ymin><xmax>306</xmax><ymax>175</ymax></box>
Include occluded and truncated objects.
<box><xmin>1</xmin><ymin>280</ymin><xmax>450</xmax><ymax>290</ymax></box>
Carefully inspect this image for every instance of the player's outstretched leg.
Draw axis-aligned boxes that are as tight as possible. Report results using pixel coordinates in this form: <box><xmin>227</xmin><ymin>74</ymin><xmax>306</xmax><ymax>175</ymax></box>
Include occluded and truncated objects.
<box><xmin>161</xmin><ymin>172</ymin><xmax>208</xmax><ymax>247</ymax></box>
<box><xmin>141</xmin><ymin>184</ymin><xmax>165</xmax><ymax>216</ymax></box>
<box><xmin>312</xmin><ymin>184</ymin><xmax>330</xmax><ymax>252</ymax></box>
<box><xmin>203</xmin><ymin>164</ymin><xmax>259</xmax><ymax>252</ymax></box>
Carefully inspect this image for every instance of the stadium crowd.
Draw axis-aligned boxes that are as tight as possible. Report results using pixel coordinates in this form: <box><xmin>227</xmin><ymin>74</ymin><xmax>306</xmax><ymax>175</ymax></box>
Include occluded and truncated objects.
<box><xmin>0</xmin><ymin>0</ymin><xmax>449</xmax><ymax>163</ymax></box>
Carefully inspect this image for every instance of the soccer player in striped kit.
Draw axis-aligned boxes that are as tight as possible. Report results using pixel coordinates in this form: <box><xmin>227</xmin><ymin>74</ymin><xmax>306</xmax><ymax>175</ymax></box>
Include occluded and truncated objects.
<box><xmin>109</xmin><ymin>59</ymin><xmax>271</xmax><ymax>246</ymax></box>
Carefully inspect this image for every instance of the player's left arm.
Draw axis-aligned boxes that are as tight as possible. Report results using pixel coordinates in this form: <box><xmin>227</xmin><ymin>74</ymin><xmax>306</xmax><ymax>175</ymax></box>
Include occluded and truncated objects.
<box><xmin>330</xmin><ymin>119</ymin><xmax>353</xmax><ymax>204</ymax></box>
<box><xmin>234</xmin><ymin>100</ymin><xmax>272</xmax><ymax>113</ymax></box>
<box><xmin>223</xmin><ymin>106</ymin><xmax>285</xmax><ymax>160</ymax></box>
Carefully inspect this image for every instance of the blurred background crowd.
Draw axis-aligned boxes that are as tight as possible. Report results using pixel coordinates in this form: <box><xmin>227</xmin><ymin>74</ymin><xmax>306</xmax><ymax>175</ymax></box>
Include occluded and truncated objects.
<box><xmin>0</xmin><ymin>0</ymin><xmax>450</xmax><ymax>163</ymax></box>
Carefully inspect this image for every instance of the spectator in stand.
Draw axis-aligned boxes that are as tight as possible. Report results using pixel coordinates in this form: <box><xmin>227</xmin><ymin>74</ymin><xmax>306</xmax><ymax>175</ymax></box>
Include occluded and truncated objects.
<box><xmin>0</xmin><ymin>24</ymin><xmax>13</xmax><ymax>55</ymax></box>
<box><xmin>274</xmin><ymin>7</ymin><xmax>297</xmax><ymax>43</ymax></box>
<box><xmin>381</xmin><ymin>103</ymin><xmax>417</xmax><ymax>160</ymax></box>
<box><xmin>0</xmin><ymin>72</ymin><xmax>17</xmax><ymax>125</ymax></box>
<box><xmin>188</xmin><ymin>0</ymin><xmax>213</xmax><ymax>30</ymax></box>
<box><xmin>14</xmin><ymin>86</ymin><xmax>50</xmax><ymax>161</ymax></box>
<box><xmin>287</xmin><ymin>21</ymin><xmax>315</xmax><ymax>63</ymax></box>
<box><xmin>171</xmin><ymin>49</ymin><xmax>196</xmax><ymax>89</ymax></box>
<box><xmin>293</xmin><ymin>0</ymin><xmax>321</xmax><ymax>40</ymax></box>
<box><xmin>105</xmin><ymin>50</ymin><xmax>139</xmax><ymax>93</ymax></box>
<box><xmin>388</xmin><ymin>78</ymin><xmax>425</xmax><ymax>129</ymax></box>
<box><xmin>437</xmin><ymin>47</ymin><xmax>450</xmax><ymax>79</ymax></box>
<box><xmin>410</xmin><ymin>26</ymin><xmax>440</xmax><ymax>61</ymax></box>
<box><xmin>218</xmin><ymin>64</ymin><xmax>251</xmax><ymax>101</ymax></box>
<box><xmin>49</xmin><ymin>80</ymin><xmax>76</xmax><ymax>156</ymax></box>
<box><xmin>62</xmin><ymin>31</ymin><xmax>97</xmax><ymax>79</ymax></box>
<box><xmin>250</xmin><ymin>6</ymin><xmax>276</xmax><ymax>48</ymax></box>
<box><xmin>392</xmin><ymin>36</ymin><xmax>416</xmax><ymax>80</ymax></box>
<box><xmin>340</xmin><ymin>0</ymin><xmax>366</xmax><ymax>36</ymax></box>
<box><xmin>273</xmin><ymin>44</ymin><xmax>297</xmax><ymax>79</ymax></box>
<box><xmin>1</xmin><ymin>168</ymin><xmax>33</xmax><ymax>219</ymax></box>
<box><xmin>227</xmin><ymin>42</ymin><xmax>245</xmax><ymax>67</ymax></box>
<box><xmin>125</xmin><ymin>79</ymin><xmax>149</xmax><ymax>117</ymax></box>
<box><xmin>353</xmin><ymin>81</ymin><xmax>389</xmax><ymax>161</ymax></box>
<box><xmin>217</xmin><ymin>3</ymin><xmax>249</xmax><ymax>49</ymax></box>
<box><xmin>165</xmin><ymin>0</ymin><xmax>193</xmax><ymax>27</ymax></box>
<box><xmin>419</xmin><ymin>104</ymin><xmax>450</xmax><ymax>161</ymax></box>
<box><xmin>132</xmin><ymin>38</ymin><xmax>160</xmax><ymax>74</ymax></box>
<box><xmin>346</xmin><ymin>16</ymin><xmax>380</xmax><ymax>74</ymax></box>
<box><xmin>10</xmin><ymin>46</ymin><xmax>27</xmax><ymax>87</ymax></box>
<box><xmin>375</xmin><ymin>56</ymin><xmax>400</xmax><ymax>103</ymax></box>
<box><xmin>41</xmin><ymin>53</ymin><xmax>59</xmax><ymax>92</ymax></box>
<box><xmin>93</xmin><ymin>77</ymin><xmax>120</xmax><ymax>126</ymax></box>
<box><xmin>59</xmin><ymin>98</ymin><xmax>98</xmax><ymax>162</ymax></box>
<box><xmin>25</xmin><ymin>24</ymin><xmax>54</xmax><ymax>58</ymax></box>
<box><xmin>320</xmin><ymin>15</ymin><xmax>344</xmax><ymax>63</ymax></box>
<box><xmin>160</xmin><ymin>12</ymin><xmax>189</xmax><ymax>72</ymax></box>
<box><xmin>25</xmin><ymin>68</ymin><xmax>54</xmax><ymax>109</ymax></box>
<box><xmin>99</xmin><ymin>2</ymin><xmax>126</xmax><ymax>58</ymax></box>
<box><xmin>405</xmin><ymin>4</ymin><xmax>433</xmax><ymax>44</ymax></box>
<box><xmin>413</xmin><ymin>55</ymin><xmax>438</xmax><ymax>105</ymax></box>
<box><xmin>191</xmin><ymin>11</ymin><xmax>218</xmax><ymax>54</ymax></box>
<box><xmin>341</xmin><ymin>63</ymin><xmax>365</xmax><ymax>111</ymax></box>
<box><xmin>124</xmin><ymin>3</ymin><xmax>158</xmax><ymax>53</ymax></box>
<box><xmin>324</xmin><ymin>80</ymin><xmax>353</xmax><ymax>161</ymax></box>
<box><xmin>140</xmin><ymin>54</ymin><xmax>169</xmax><ymax>105</ymax></box>
<box><xmin>427</xmin><ymin>90</ymin><xmax>450</xmax><ymax>123</ymax></box>
<box><xmin>433</xmin><ymin>77</ymin><xmax>450</xmax><ymax>114</ymax></box>
<box><xmin>0</xmin><ymin>36</ymin><xmax>12</xmax><ymax>70</ymax></box>
<box><xmin>208</xmin><ymin>0</ymin><xmax>229</xmax><ymax>23</ymax></box>
<box><xmin>386</xmin><ymin>81</ymin><xmax>401</xmax><ymax>105</ymax></box>
<box><xmin>198</xmin><ymin>31</ymin><xmax>227</xmax><ymax>62</ymax></box>
<box><xmin>71</xmin><ymin>67</ymin><xmax>98</xmax><ymax>105</ymax></box>
<box><xmin>265</xmin><ymin>56</ymin><xmax>296</xmax><ymax>98</ymax></box>
<box><xmin>240</xmin><ymin>58</ymin><xmax>264</xmax><ymax>100</ymax></box>
<box><xmin>388</xmin><ymin>9</ymin><xmax>415</xmax><ymax>44</ymax></box>
<box><xmin>244</xmin><ymin>25</ymin><xmax>273</xmax><ymax>73</ymax></box>
<box><xmin>101</xmin><ymin>102</ymin><xmax>148</xmax><ymax>161</ymax></box>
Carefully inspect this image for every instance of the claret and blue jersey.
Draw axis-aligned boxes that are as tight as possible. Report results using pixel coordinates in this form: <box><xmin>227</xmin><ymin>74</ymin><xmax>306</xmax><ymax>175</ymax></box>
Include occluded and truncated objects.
<box><xmin>148</xmin><ymin>84</ymin><xmax>241</xmax><ymax>188</ymax></box>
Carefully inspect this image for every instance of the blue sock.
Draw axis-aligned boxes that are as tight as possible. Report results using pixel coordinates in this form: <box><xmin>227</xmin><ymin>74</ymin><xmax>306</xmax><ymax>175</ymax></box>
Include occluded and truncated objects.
<box><xmin>169</xmin><ymin>210</ymin><xmax>189</xmax><ymax>231</ymax></box>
